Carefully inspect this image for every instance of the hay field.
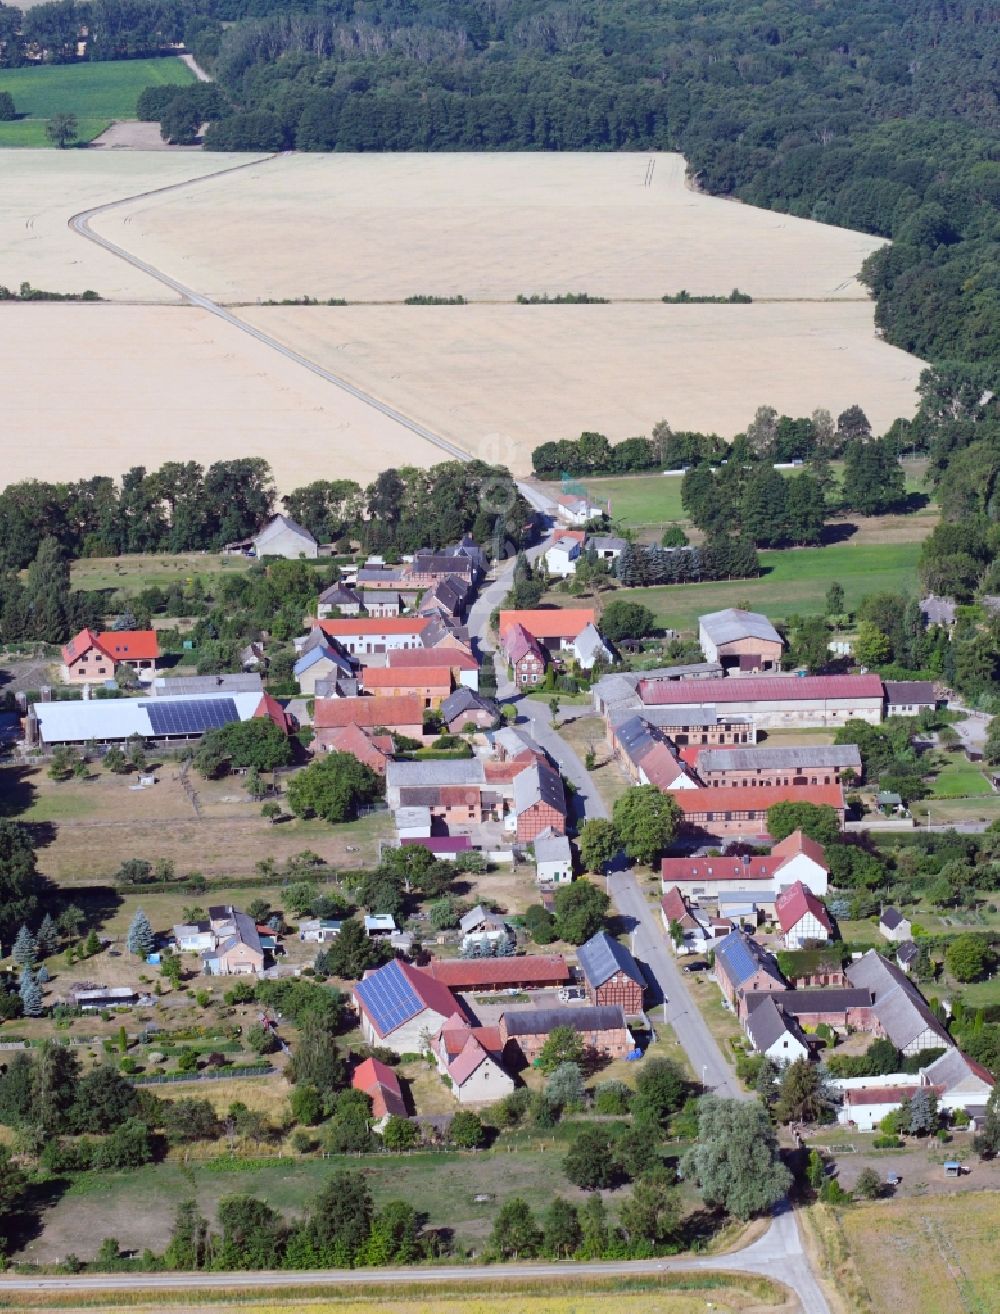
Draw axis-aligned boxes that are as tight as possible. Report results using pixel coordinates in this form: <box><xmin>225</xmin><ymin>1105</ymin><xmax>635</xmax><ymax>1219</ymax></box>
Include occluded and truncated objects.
<box><xmin>237</xmin><ymin>301</ymin><xmax>923</xmax><ymax>472</ymax></box>
<box><xmin>88</xmin><ymin>151</ymin><xmax>887</xmax><ymax>303</ymax></box>
<box><xmin>835</xmin><ymin>1192</ymin><xmax>1000</xmax><ymax>1313</ymax></box>
<box><xmin>0</xmin><ymin>304</ymin><xmax>442</xmax><ymax>487</ymax></box>
<box><xmin>0</xmin><ymin>151</ymin><xmax>260</xmax><ymax>299</ymax></box>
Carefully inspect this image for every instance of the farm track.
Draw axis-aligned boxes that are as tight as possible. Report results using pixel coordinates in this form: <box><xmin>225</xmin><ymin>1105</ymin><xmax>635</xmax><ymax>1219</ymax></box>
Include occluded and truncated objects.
<box><xmin>66</xmin><ymin>154</ymin><xmax>562</xmax><ymax>516</ymax></box>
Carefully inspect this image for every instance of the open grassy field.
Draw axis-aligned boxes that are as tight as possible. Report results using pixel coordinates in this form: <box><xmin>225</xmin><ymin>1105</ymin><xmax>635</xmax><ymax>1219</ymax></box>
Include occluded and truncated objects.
<box><xmin>3</xmin><ymin>762</ymin><xmax>392</xmax><ymax>882</ymax></box>
<box><xmin>929</xmin><ymin>756</ymin><xmax>993</xmax><ymax>798</ymax></box>
<box><xmin>70</xmin><ymin>552</ymin><xmax>254</xmax><ymax>593</ymax></box>
<box><xmin>817</xmin><ymin>1191</ymin><xmax>1000</xmax><ymax>1314</ymax></box>
<box><xmin>2</xmin><ymin>1279</ymin><xmax>789</xmax><ymax>1314</ymax></box>
<box><xmin>574</xmin><ymin>459</ymin><xmax>932</xmax><ymax>536</ymax></box>
<box><xmin>602</xmin><ymin>541</ymin><xmax>921</xmax><ymax>632</ymax></box>
<box><xmin>0</xmin><ymin>57</ymin><xmax>194</xmax><ymax>148</ymax></box>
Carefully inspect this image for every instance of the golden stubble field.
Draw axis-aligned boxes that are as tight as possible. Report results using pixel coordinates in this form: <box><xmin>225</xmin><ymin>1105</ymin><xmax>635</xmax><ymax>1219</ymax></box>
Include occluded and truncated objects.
<box><xmin>2</xmin><ymin>150</ymin><xmax>926</xmax><ymax>488</ymax></box>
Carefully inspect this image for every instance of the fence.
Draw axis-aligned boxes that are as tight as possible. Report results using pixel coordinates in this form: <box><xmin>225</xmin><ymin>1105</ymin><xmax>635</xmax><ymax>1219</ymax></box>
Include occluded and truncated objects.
<box><xmin>132</xmin><ymin>1063</ymin><xmax>274</xmax><ymax>1086</ymax></box>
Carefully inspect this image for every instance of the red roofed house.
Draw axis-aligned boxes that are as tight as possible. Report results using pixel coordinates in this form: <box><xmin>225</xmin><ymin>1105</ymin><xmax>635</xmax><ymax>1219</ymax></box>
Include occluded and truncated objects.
<box><xmin>314</xmin><ymin>616</ymin><xmax>430</xmax><ymax>656</ymax></box>
<box><xmin>774</xmin><ymin>881</ymin><xmax>832</xmax><ymax>949</ymax></box>
<box><xmin>501</xmin><ymin>622</ymin><xmax>546</xmax><ymax>687</ymax></box>
<box><xmin>660</xmin><ymin>886</ymin><xmax>714</xmax><ymax>955</ymax></box>
<box><xmin>354</xmin><ymin>959</ymin><xmax>464</xmax><ymax>1055</ymax></box>
<box><xmin>317</xmin><ymin>722</ymin><xmax>395</xmax><ymax>774</ymax></box>
<box><xmin>433</xmin><ymin>1013</ymin><xmax>515</xmax><ymax>1104</ymax></box>
<box><xmin>61</xmin><ymin>628</ymin><xmax>160</xmax><ymax>685</ymax></box>
<box><xmin>351</xmin><ymin>1057</ymin><xmax>407</xmax><ymax>1128</ymax></box>
<box><xmin>313</xmin><ymin>695</ymin><xmax>425</xmax><ymax>747</ymax></box>
<box><xmin>672</xmin><ymin>783</ymin><xmax>844</xmax><ymax>839</ymax></box>
<box><xmin>635</xmin><ymin>673</ymin><xmax>885</xmax><ymax>729</ymax></box>
<box><xmin>499</xmin><ymin>609</ymin><xmax>597</xmax><ymax>659</ymax></box>
<box><xmin>838</xmin><ymin>1083</ymin><xmax>944</xmax><ymax>1133</ymax></box>
<box><xmin>253</xmin><ymin>692</ymin><xmax>293</xmax><ymax>735</ymax></box>
<box><xmin>387</xmin><ymin>646</ymin><xmax>480</xmax><ymax>691</ymax></box>
<box><xmin>362</xmin><ymin>664</ymin><xmax>453</xmax><ymax>709</ymax></box>
<box><xmin>661</xmin><ymin>828</ymin><xmax>829</xmax><ymax>901</ymax></box>
<box><xmin>425</xmin><ymin>955</ymin><xmax>570</xmax><ymax>992</ymax></box>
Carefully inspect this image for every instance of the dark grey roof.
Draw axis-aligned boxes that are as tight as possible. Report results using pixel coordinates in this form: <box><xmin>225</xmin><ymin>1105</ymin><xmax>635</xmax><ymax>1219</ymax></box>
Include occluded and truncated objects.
<box><xmin>318</xmin><ymin>583</ymin><xmax>361</xmax><ymax>605</ymax></box>
<box><xmin>884</xmin><ymin>681</ymin><xmax>937</xmax><ymax>705</ymax></box>
<box><xmin>577</xmin><ymin>931</ymin><xmax>644</xmax><ymax>989</ymax></box>
<box><xmin>513</xmin><ymin>761</ymin><xmax>566</xmax><ymax>815</ymax></box>
<box><xmin>441</xmin><ymin>687</ymin><xmax>497</xmax><ymax>723</ymax></box>
<box><xmin>746</xmin><ymin>995</ymin><xmax>806</xmax><ymax>1052</ymax></box>
<box><xmin>412</xmin><ymin>553</ymin><xmax>474</xmax><ymax>577</ymax></box>
<box><xmin>880</xmin><ymin>907</ymin><xmax>905</xmax><ymax>930</ymax></box>
<box><xmin>747</xmin><ymin>988</ymin><xmax>872</xmax><ymax>1017</ymax></box>
<box><xmin>845</xmin><ymin>951</ymin><xmax>951</xmax><ymax>1050</ymax></box>
<box><xmin>698</xmin><ymin>744</ymin><xmax>862</xmax><ymax>773</ymax></box>
<box><xmin>502</xmin><ymin>1005</ymin><xmax>627</xmax><ymax>1036</ymax></box>
<box><xmin>151</xmin><ymin>673</ymin><xmax>262</xmax><ymax>696</ymax></box>
<box><xmin>896</xmin><ymin>940</ymin><xmax>919</xmax><ymax>964</ymax></box>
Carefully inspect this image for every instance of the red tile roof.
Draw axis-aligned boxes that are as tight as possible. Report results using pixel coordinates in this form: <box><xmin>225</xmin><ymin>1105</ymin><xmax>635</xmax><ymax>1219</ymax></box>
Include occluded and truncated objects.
<box><xmin>775</xmin><ymin>881</ymin><xmax>832</xmax><ymax>934</ymax></box>
<box><xmin>96</xmin><ymin>630</ymin><xmax>160</xmax><ymax>661</ymax></box>
<box><xmin>387</xmin><ymin>648</ymin><xmax>478</xmax><ymax>671</ymax></box>
<box><xmin>398</xmin><ymin>961</ymin><xmax>464</xmax><ymax>1022</ymax></box>
<box><xmin>363</xmin><ymin>665</ymin><xmax>452</xmax><ymax>691</ymax></box>
<box><xmin>638</xmin><ymin>674</ymin><xmax>884</xmax><ymax>705</ymax></box>
<box><xmin>314</xmin><ymin>695</ymin><xmax>424</xmax><ymax>730</ymax></box>
<box><xmin>502</xmin><ymin>622</ymin><xmax>545</xmax><ymax>664</ymax></box>
<box><xmin>660</xmin><ymin>886</ymin><xmax>700</xmax><ymax>930</ymax></box>
<box><xmin>426</xmin><ymin>955</ymin><xmax>570</xmax><ymax>990</ymax></box>
<box><xmin>321</xmin><ymin>723</ymin><xmax>394</xmax><ymax>773</ymax></box>
<box><xmin>499</xmin><ymin>608</ymin><xmax>596</xmax><ymax>641</ymax></box>
<box><xmin>253</xmin><ymin>692</ymin><xmax>292</xmax><ymax>734</ymax></box>
<box><xmin>844</xmin><ymin>1084</ymin><xmax>927</xmax><ymax>1106</ymax></box>
<box><xmin>352</xmin><ymin>1057</ymin><xmax>407</xmax><ymax>1120</ymax></box>
<box><xmin>772</xmin><ymin>828</ymin><xmax>828</xmax><ymax>868</ymax></box>
<box><xmin>672</xmin><ymin>783</ymin><xmax>844</xmax><ymax>816</ymax></box>
<box><xmin>316</xmin><ymin>617</ymin><xmax>430</xmax><ymax>637</ymax></box>
<box><xmin>448</xmin><ymin>1036</ymin><xmax>494</xmax><ymax>1086</ymax></box>
<box><xmin>661</xmin><ymin>830</ymin><xmax>830</xmax><ymax>883</ymax></box>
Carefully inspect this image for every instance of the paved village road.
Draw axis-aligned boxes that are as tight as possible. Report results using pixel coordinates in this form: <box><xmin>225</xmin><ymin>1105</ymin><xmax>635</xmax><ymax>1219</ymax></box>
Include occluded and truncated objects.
<box><xmin>1</xmin><ymin>1207</ymin><xmax>828</xmax><ymax>1311</ymax></box>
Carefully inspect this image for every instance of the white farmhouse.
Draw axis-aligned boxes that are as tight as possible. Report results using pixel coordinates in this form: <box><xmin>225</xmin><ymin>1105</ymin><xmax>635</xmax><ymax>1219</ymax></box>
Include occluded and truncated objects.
<box><xmin>253</xmin><ymin>515</ymin><xmax>319</xmax><ymax>560</ymax></box>
<box><xmin>534</xmin><ymin>829</ymin><xmax>573</xmax><ymax>884</ymax></box>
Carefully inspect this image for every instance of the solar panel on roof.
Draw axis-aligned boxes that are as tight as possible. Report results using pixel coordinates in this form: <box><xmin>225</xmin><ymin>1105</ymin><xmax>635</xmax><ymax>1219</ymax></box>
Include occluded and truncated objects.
<box><xmin>143</xmin><ymin>698</ymin><xmax>240</xmax><ymax>737</ymax></box>
<box><xmin>355</xmin><ymin>961</ymin><xmax>421</xmax><ymax>1036</ymax></box>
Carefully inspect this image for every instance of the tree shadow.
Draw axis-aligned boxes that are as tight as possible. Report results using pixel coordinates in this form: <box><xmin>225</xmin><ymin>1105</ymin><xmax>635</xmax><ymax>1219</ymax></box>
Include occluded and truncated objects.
<box><xmin>0</xmin><ymin>764</ymin><xmax>40</xmax><ymax>819</ymax></box>
<box><xmin>819</xmin><ymin>521</ymin><xmax>859</xmax><ymax>546</ymax></box>
<box><xmin>7</xmin><ymin>1174</ymin><xmax>72</xmax><ymax>1256</ymax></box>
<box><xmin>676</xmin><ymin>1204</ymin><xmax>728</xmax><ymax>1248</ymax></box>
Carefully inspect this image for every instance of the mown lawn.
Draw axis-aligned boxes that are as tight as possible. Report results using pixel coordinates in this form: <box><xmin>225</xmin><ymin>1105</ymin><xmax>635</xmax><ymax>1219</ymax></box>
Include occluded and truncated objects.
<box><xmin>0</xmin><ymin>56</ymin><xmax>193</xmax><ymax>146</ymax></box>
<box><xmin>69</xmin><ymin>552</ymin><xmax>254</xmax><ymax>593</ymax></box>
<box><xmin>929</xmin><ymin>756</ymin><xmax>993</xmax><ymax>798</ymax></box>
<box><xmin>609</xmin><ymin>540</ymin><xmax>921</xmax><ymax>632</ymax></box>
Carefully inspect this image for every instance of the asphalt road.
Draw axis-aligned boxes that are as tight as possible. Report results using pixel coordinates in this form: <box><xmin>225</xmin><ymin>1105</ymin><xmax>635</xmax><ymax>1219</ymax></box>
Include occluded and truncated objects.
<box><xmin>1</xmin><ymin>1207</ymin><xmax>828</xmax><ymax>1311</ymax></box>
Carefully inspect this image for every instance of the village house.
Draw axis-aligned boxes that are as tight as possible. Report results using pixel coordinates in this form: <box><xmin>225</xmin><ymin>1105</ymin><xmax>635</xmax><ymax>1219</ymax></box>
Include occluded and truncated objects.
<box><xmin>896</xmin><ymin>940</ymin><xmax>920</xmax><ymax>975</ymax></box>
<box><xmin>745</xmin><ymin>995</ymin><xmax>810</xmax><ymax>1066</ymax></box>
<box><xmin>314</xmin><ymin>616</ymin><xmax>431</xmax><ymax>656</ymax></box>
<box><xmin>313</xmin><ymin>695</ymin><xmax>424</xmax><ymax>747</ymax></box>
<box><xmin>61</xmin><ymin>628</ymin><xmax>160</xmax><ymax>685</ymax></box>
<box><xmin>572</xmin><ymin>622</ymin><xmax>614</xmax><ymax>671</ymax></box>
<box><xmin>920</xmin><ymin>1049</ymin><xmax>994</xmax><ymax>1120</ymax></box>
<box><xmin>660</xmin><ymin>886</ymin><xmax>715</xmax><ymax>955</ymax></box>
<box><xmin>417</xmin><ymin>576</ymin><xmax>472</xmax><ymax>621</ymax></box>
<box><xmin>671</xmin><ymin>782</ymin><xmax>845</xmax><ymax>840</ymax></box>
<box><xmin>553</xmin><ymin>494</ymin><xmax>605</xmax><ymax>527</ymax></box>
<box><xmin>884</xmin><ymin>681</ymin><xmax>938</xmax><ymax>717</ymax></box>
<box><xmin>433</xmin><ymin>1014</ymin><xmax>516</xmax><ymax>1104</ymax></box>
<box><xmin>501</xmin><ymin>621</ymin><xmax>547</xmax><ymax>687</ymax></box>
<box><xmin>316</xmin><ymin>722</ymin><xmax>395</xmax><ymax>774</ymax></box>
<box><xmin>879</xmin><ymin>907</ymin><xmax>912</xmax><ymax>943</ymax></box>
<box><xmin>362</xmin><ymin>591</ymin><xmax>402</xmax><ymax>619</ymax></box>
<box><xmin>294</xmin><ymin>630</ymin><xmax>356</xmax><ymax>695</ymax></box>
<box><xmin>351</xmin><ymin>1057</ymin><xmax>408</xmax><ymax>1128</ymax></box>
<box><xmin>744</xmin><ymin>986</ymin><xmax>875</xmax><ymax>1030</ymax></box>
<box><xmin>661</xmin><ymin>828</ymin><xmax>830</xmax><ymax>902</ymax></box>
<box><xmin>408</xmin><ymin>551</ymin><xmax>478</xmax><ymax>588</ymax></box>
<box><xmin>589</xmin><ymin>534</ymin><xmax>627</xmax><ymax>565</ymax></box>
<box><xmin>498</xmin><ymin>1004</ymin><xmax>633</xmax><ymax>1064</ymax></box>
<box><xmin>299</xmin><ymin>918</ymin><xmax>342</xmax><ymax>943</ymax></box>
<box><xmin>713</xmin><ymin>929</ymin><xmax>785</xmax><ymax>1011</ymax></box>
<box><xmin>694</xmin><ymin>743</ymin><xmax>862</xmax><ymax>788</ymax></box>
<box><xmin>577</xmin><ymin>930</ymin><xmax>645</xmax><ymax>1014</ymax></box>
<box><xmin>698</xmin><ymin>608</ymin><xmax>784</xmax><ymax>675</ymax></box>
<box><xmin>612</xmin><ymin>715</ymin><xmax>700</xmax><ymax>791</ymax></box>
<box><xmin>774</xmin><ymin>882</ymin><xmax>833</xmax><ymax>949</ymax></box>
<box><xmin>386</xmin><ymin>759</ymin><xmax>487</xmax><ymax>813</ymax></box>
<box><xmin>440</xmin><ymin>687</ymin><xmax>499</xmax><ymax>734</ymax></box>
<box><xmin>362</xmin><ymin>664</ymin><xmax>453</xmax><ymax>708</ymax></box>
<box><xmin>317</xmin><ymin>583</ymin><xmax>362</xmax><ymax>618</ymax></box>
<box><xmin>838</xmin><ymin>1081</ymin><xmax>931</xmax><ymax>1133</ymax></box>
<box><xmin>592</xmin><ymin>664</ymin><xmax>725</xmax><ymax>719</ymax></box>
<box><xmin>252</xmin><ymin>515</ymin><xmax>318</xmax><ymax>560</ymax></box>
<box><xmin>387</xmin><ymin>646</ymin><xmax>480</xmax><ymax>690</ymax></box>
<box><xmin>919</xmin><ymin>595</ymin><xmax>957</xmax><ymax>630</ymax></box>
<box><xmin>176</xmin><ymin>905</ymin><xmax>268</xmax><ymax>977</ymax></box>
<box><xmin>498</xmin><ymin>608</ymin><xmax>604</xmax><ymax>663</ymax></box>
<box><xmin>533</xmin><ymin>829</ymin><xmax>573</xmax><ymax>884</ymax></box>
<box><xmin>846</xmin><ymin>951</ymin><xmax>952</xmax><ymax>1055</ymax></box>
<box><xmin>354</xmin><ymin>959</ymin><xmax>464</xmax><ymax>1054</ymax></box>
<box><xmin>544</xmin><ymin>533</ymin><xmax>585</xmax><ymax>578</ymax></box>
<box><xmin>29</xmin><ymin>688</ymin><xmax>284</xmax><ymax>748</ymax></box>
<box><xmin>512</xmin><ymin>760</ymin><xmax>568</xmax><ymax>841</ymax></box>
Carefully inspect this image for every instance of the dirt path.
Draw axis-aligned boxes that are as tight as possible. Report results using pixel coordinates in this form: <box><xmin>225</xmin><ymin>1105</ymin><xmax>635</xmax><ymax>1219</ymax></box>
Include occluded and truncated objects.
<box><xmin>180</xmin><ymin>52</ymin><xmax>211</xmax><ymax>82</ymax></box>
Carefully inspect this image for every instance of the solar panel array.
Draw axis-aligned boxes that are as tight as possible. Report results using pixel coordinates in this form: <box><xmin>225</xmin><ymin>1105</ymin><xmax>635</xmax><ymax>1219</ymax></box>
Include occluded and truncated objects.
<box><xmin>355</xmin><ymin>961</ymin><xmax>421</xmax><ymax>1035</ymax></box>
<box><xmin>715</xmin><ymin>930</ymin><xmax>760</xmax><ymax>985</ymax></box>
<box><xmin>144</xmin><ymin>698</ymin><xmax>240</xmax><ymax>737</ymax></box>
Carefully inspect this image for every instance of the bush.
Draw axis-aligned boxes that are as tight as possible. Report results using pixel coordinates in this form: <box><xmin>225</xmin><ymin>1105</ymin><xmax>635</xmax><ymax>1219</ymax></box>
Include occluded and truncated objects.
<box><xmin>593</xmin><ymin>1080</ymin><xmax>633</xmax><ymax>1115</ymax></box>
<box><xmin>872</xmin><ymin>1134</ymin><xmax>903</xmax><ymax>1149</ymax></box>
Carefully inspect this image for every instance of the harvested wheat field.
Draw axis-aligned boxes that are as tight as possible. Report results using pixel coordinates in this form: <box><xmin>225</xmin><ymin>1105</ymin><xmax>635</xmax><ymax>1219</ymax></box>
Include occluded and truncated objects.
<box><xmin>89</xmin><ymin>150</ymin><xmax>886</xmax><ymax>303</ymax></box>
<box><xmin>1</xmin><ymin>304</ymin><xmax>440</xmax><ymax>487</ymax></box>
<box><xmin>239</xmin><ymin>301</ymin><xmax>924</xmax><ymax>472</ymax></box>
<box><xmin>0</xmin><ymin>151</ymin><xmax>262</xmax><ymax>299</ymax></box>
